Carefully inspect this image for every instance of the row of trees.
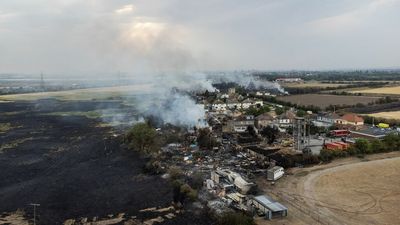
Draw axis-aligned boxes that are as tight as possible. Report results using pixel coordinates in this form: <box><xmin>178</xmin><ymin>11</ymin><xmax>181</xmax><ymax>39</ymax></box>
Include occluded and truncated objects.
<box><xmin>319</xmin><ymin>133</ymin><xmax>400</xmax><ymax>162</ymax></box>
<box><xmin>245</xmin><ymin>105</ymin><xmax>270</xmax><ymax>116</ymax></box>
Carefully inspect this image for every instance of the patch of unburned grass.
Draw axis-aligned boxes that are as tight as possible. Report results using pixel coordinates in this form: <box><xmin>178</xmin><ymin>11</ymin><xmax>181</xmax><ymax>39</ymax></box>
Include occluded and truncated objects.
<box><xmin>0</xmin><ymin>123</ymin><xmax>12</xmax><ymax>133</ymax></box>
<box><xmin>0</xmin><ymin>137</ymin><xmax>34</xmax><ymax>152</ymax></box>
<box><xmin>0</xmin><ymin>123</ymin><xmax>21</xmax><ymax>134</ymax></box>
<box><xmin>42</xmin><ymin>111</ymin><xmax>102</xmax><ymax>119</ymax></box>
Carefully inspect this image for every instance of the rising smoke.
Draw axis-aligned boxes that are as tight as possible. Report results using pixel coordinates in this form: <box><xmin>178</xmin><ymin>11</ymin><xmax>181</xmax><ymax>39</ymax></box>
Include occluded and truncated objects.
<box><xmin>78</xmin><ymin>10</ymin><xmax>286</xmax><ymax>128</ymax></box>
<box><xmin>126</xmin><ymin>71</ymin><xmax>285</xmax><ymax>128</ymax></box>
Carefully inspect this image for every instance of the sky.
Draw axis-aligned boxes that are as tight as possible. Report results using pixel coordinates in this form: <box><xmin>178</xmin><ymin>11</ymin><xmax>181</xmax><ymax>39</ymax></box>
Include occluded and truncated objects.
<box><xmin>0</xmin><ymin>0</ymin><xmax>399</xmax><ymax>75</ymax></box>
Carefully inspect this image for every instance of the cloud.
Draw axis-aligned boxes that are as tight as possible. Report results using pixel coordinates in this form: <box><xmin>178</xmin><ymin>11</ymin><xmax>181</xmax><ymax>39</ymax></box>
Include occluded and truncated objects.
<box><xmin>308</xmin><ymin>0</ymin><xmax>399</xmax><ymax>33</ymax></box>
<box><xmin>115</xmin><ymin>4</ymin><xmax>136</xmax><ymax>14</ymax></box>
<box><xmin>0</xmin><ymin>0</ymin><xmax>399</xmax><ymax>72</ymax></box>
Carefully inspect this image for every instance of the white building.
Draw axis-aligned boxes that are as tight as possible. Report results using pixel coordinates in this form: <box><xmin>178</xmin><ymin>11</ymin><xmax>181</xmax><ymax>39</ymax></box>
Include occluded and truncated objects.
<box><xmin>212</xmin><ymin>100</ymin><xmax>227</xmax><ymax>111</ymax></box>
<box><xmin>241</xmin><ymin>98</ymin><xmax>253</xmax><ymax>109</ymax></box>
<box><xmin>267</xmin><ymin>166</ymin><xmax>284</xmax><ymax>181</ymax></box>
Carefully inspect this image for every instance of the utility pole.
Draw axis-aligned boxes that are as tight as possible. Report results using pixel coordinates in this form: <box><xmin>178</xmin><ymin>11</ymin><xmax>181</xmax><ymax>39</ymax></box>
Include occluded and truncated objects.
<box><xmin>29</xmin><ymin>203</ymin><xmax>40</xmax><ymax>225</ymax></box>
<box><xmin>40</xmin><ymin>73</ymin><xmax>45</xmax><ymax>90</ymax></box>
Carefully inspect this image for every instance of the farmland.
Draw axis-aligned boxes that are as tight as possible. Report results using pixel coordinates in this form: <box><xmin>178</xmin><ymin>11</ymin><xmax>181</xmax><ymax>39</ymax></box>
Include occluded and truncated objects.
<box><xmin>281</xmin><ymin>82</ymin><xmax>347</xmax><ymax>88</ymax></box>
<box><xmin>351</xmin><ymin>85</ymin><xmax>400</xmax><ymax>95</ymax></box>
<box><xmin>277</xmin><ymin>94</ymin><xmax>380</xmax><ymax>108</ymax></box>
<box><xmin>366</xmin><ymin>111</ymin><xmax>400</xmax><ymax>120</ymax></box>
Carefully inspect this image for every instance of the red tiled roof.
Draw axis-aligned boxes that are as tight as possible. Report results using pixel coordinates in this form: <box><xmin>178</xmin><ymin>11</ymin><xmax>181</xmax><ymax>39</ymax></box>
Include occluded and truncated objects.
<box><xmin>341</xmin><ymin>113</ymin><xmax>364</xmax><ymax>123</ymax></box>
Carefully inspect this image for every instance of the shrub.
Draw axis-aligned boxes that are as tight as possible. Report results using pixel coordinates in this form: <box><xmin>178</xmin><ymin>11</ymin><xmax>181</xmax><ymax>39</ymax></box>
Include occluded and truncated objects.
<box><xmin>217</xmin><ymin>212</ymin><xmax>255</xmax><ymax>225</ymax></box>
<box><xmin>168</xmin><ymin>166</ymin><xmax>184</xmax><ymax>181</ymax></box>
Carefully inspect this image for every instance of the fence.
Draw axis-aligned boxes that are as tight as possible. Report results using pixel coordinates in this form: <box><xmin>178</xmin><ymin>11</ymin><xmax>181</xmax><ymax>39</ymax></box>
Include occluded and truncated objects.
<box><xmin>270</xmin><ymin>190</ymin><xmax>332</xmax><ymax>225</ymax></box>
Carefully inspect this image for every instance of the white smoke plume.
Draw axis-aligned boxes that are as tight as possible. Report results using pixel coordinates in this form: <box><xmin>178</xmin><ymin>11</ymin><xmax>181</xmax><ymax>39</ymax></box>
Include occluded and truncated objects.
<box><xmin>207</xmin><ymin>71</ymin><xmax>286</xmax><ymax>93</ymax></box>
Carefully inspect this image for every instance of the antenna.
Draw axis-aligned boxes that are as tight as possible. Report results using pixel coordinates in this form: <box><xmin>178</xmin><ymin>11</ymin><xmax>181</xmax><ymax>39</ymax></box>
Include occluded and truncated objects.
<box><xmin>29</xmin><ymin>203</ymin><xmax>40</xmax><ymax>225</ymax></box>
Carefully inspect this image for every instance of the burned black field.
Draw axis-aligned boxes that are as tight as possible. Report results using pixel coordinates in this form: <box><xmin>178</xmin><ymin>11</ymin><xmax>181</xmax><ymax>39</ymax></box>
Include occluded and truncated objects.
<box><xmin>0</xmin><ymin>99</ymin><xmax>204</xmax><ymax>224</ymax></box>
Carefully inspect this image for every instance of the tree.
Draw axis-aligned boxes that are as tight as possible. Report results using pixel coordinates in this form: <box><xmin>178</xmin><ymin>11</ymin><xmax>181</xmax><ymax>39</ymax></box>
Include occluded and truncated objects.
<box><xmin>296</xmin><ymin>109</ymin><xmax>306</xmax><ymax>117</ymax></box>
<box><xmin>245</xmin><ymin>105</ymin><xmax>270</xmax><ymax>116</ymax></box>
<box><xmin>275</xmin><ymin>107</ymin><xmax>284</xmax><ymax>115</ymax></box>
<box><xmin>126</xmin><ymin>122</ymin><xmax>157</xmax><ymax>153</ymax></box>
<box><xmin>369</xmin><ymin>139</ymin><xmax>385</xmax><ymax>153</ymax></box>
<box><xmin>260</xmin><ymin>126</ymin><xmax>279</xmax><ymax>144</ymax></box>
<box><xmin>383</xmin><ymin>133</ymin><xmax>400</xmax><ymax>151</ymax></box>
<box><xmin>354</xmin><ymin>138</ymin><xmax>369</xmax><ymax>154</ymax></box>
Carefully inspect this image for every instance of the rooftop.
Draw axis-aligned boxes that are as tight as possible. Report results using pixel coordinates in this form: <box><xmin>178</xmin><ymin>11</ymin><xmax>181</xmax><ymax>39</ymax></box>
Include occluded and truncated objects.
<box><xmin>341</xmin><ymin>113</ymin><xmax>364</xmax><ymax>123</ymax></box>
<box><xmin>350</xmin><ymin>127</ymin><xmax>398</xmax><ymax>138</ymax></box>
<box><xmin>253</xmin><ymin>195</ymin><xmax>288</xmax><ymax>212</ymax></box>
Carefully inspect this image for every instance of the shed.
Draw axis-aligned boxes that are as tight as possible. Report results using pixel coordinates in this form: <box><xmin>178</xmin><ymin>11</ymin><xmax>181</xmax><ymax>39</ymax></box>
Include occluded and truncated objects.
<box><xmin>248</xmin><ymin>195</ymin><xmax>288</xmax><ymax>220</ymax></box>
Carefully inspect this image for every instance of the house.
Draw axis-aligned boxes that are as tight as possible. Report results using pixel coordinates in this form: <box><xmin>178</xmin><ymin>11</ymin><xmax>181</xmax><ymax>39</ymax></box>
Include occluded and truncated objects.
<box><xmin>315</xmin><ymin>112</ymin><xmax>341</xmax><ymax>126</ymax></box>
<box><xmin>256</xmin><ymin>91</ymin><xmax>271</xmax><ymax>96</ymax></box>
<box><xmin>275</xmin><ymin>78</ymin><xmax>302</xmax><ymax>83</ymax></box>
<box><xmin>255</xmin><ymin>113</ymin><xmax>275</xmax><ymax>128</ymax></box>
<box><xmin>337</xmin><ymin>113</ymin><xmax>364</xmax><ymax>126</ymax></box>
<box><xmin>225</xmin><ymin>115</ymin><xmax>255</xmax><ymax>133</ymax></box>
<box><xmin>226</xmin><ymin>98</ymin><xmax>241</xmax><ymax>110</ymax></box>
<box><xmin>277</xmin><ymin>111</ymin><xmax>296</xmax><ymax>127</ymax></box>
<box><xmin>254</xmin><ymin>99</ymin><xmax>264</xmax><ymax>108</ymax></box>
<box><xmin>212</xmin><ymin>99</ymin><xmax>226</xmax><ymax>111</ymax></box>
<box><xmin>241</xmin><ymin>98</ymin><xmax>253</xmax><ymax>109</ymax></box>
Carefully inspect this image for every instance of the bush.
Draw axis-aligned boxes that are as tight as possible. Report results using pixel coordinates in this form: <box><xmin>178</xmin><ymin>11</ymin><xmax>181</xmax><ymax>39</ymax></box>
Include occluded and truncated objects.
<box><xmin>319</xmin><ymin>149</ymin><xmax>334</xmax><ymax>162</ymax></box>
<box><xmin>168</xmin><ymin>166</ymin><xmax>184</xmax><ymax>181</ymax></box>
<box><xmin>126</xmin><ymin>122</ymin><xmax>157</xmax><ymax>154</ymax></box>
<box><xmin>354</xmin><ymin>138</ymin><xmax>370</xmax><ymax>154</ymax></box>
<box><xmin>217</xmin><ymin>212</ymin><xmax>255</xmax><ymax>225</ymax></box>
<box><xmin>190</xmin><ymin>172</ymin><xmax>204</xmax><ymax>190</ymax></box>
<box><xmin>143</xmin><ymin>159</ymin><xmax>164</xmax><ymax>175</ymax></box>
<box><xmin>180</xmin><ymin>183</ymin><xmax>198</xmax><ymax>201</ymax></box>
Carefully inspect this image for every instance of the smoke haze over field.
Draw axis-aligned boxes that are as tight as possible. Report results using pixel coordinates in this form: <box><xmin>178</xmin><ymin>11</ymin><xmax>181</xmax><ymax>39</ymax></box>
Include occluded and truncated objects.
<box><xmin>1</xmin><ymin>0</ymin><xmax>399</xmax><ymax>127</ymax></box>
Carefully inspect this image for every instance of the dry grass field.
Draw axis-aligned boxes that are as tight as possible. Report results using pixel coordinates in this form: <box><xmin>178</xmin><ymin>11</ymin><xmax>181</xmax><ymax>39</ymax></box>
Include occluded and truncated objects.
<box><xmin>0</xmin><ymin>84</ymin><xmax>154</xmax><ymax>101</ymax></box>
<box><xmin>277</xmin><ymin>94</ymin><xmax>379</xmax><ymax>108</ymax></box>
<box><xmin>281</xmin><ymin>82</ymin><xmax>347</xmax><ymax>88</ymax></box>
<box><xmin>257</xmin><ymin>152</ymin><xmax>400</xmax><ymax>225</ymax></box>
<box><xmin>351</xmin><ymin>85</ymin><xmax>400</xmax><ymax>95</ymax></box>
<box><xmin>366</xmin><ymin>111</ymin><xmax>400</xmax><ymax>120</ymax></box>
<box><xmin>302</xmin><ymin>157</ymin><xmax>400</xmax><ymax>225</ymax></box>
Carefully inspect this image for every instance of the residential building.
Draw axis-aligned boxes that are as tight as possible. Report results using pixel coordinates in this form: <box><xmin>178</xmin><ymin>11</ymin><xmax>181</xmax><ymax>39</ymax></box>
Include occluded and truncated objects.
<box><xmin>277</xmin><ymin>111</ymin><xmax>296</xmax><ymax>127</ymax></box>
<box><xmin>255</xmin><ymin>113</ymin><xmax>275</xmax><ymax>128</ymax></box>
<box><xmin>337</xmin><ymin>113</ymin><xmax>364</xmax><ymax>126</ymax></box>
